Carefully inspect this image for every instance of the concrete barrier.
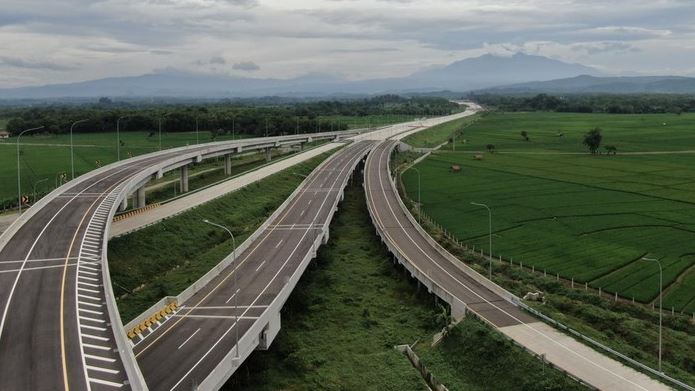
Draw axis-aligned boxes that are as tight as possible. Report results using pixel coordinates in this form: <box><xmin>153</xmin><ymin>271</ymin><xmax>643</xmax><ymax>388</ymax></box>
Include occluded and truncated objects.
<box><xmin>195</xmin><ymin>142</ymin><xmax>374</xmax><ymax>390</ymax></box>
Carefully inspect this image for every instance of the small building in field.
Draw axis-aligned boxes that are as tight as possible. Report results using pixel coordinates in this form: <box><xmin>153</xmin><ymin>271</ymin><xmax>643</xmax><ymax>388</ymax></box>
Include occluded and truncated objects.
<box><xmin>0</xmin><ymin>131</ymin><xmax>9</xmax><ymax>139</ymax></box>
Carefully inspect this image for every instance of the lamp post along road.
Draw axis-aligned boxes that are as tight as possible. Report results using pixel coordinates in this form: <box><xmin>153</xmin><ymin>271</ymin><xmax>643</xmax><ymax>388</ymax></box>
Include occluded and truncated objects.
<box><xmin>202</xmin><ymin>219</ymin><xmax>239</xmax><ymax>358</ymax></box>
<box><xmin>116</xmin><ymin>116</ymin><xmax>128</xmax><ymax>161</ymax></box>
<box><xmin>70</xmin><ymin>119</ymin><xmax>88</xmax><ymax>179</ymax></box>
<box><xmin>410</xmin><ymin>167</ymin><xmax>421</xmax><ymax>225</ymax></box>
<box><xmin>32</xmin><ymin>178</ymin><xmax>48</xmax><ymax>204</ymax></box>
<box><xmin>641</xmin><ymin>256</ymin><xmax>663</xmax><ymax>372</ymax></box>
<box><xmin>195</xmin><ymin>118</ymin><xmax>200</xmax><ymax>145</ymax></box>
<box><xmin>17</xmin><ymin>126</ymin><xmax>45</xmax><ymax>214</ymax></box>
<box><xmin>471</xmin><ymin>202</ymin><xmax>492</xmax><ymax>280</ymax></box>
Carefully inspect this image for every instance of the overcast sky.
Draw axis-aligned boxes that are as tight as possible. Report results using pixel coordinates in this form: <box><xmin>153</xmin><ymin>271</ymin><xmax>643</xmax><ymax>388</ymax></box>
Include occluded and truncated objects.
<box><xmin>0</xmin><ymin>0</ymin><xmax>694</xmax><ymax>88</ymax></box>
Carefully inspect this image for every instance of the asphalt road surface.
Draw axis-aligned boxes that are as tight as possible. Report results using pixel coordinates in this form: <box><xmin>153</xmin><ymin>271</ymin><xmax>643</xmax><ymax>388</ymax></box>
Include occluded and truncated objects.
<box><xmin>132</xmin><ymin>141</ymin><xmax>375</xmax><ymax>391</ymax></box>
<box><xmin>365</xmin><ymin>140</ymin><xmax>537</xmax><ymax>327</ymax></box>
<box><xmin>364</xmin><ymin>140</ymin><xmax>670</xmax><ymax>391</ymax></box>
<box><xmin>0</xmin><ymin>133</ymin><xmax>353</xmax><ymax>391</ymax></box>
<box><xmin>0</xmin><ymin>151</ymin><xmax>184</xmax><ymax>391</ymax></box>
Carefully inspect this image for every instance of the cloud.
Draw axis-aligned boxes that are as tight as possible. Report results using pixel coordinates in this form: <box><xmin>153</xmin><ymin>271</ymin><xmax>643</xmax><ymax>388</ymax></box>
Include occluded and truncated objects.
<box><xmin>0</xmin><ymin>56</ymin><xmax>77</xmax><ymax>71</ymax></box>
<box><xmin>209</xmin><ymin>56</ymin><xmax>226</xmax><ymax>64</ymax></box>
<box><xmin>0</xmin><ymin>0</ymin><xmax>694</xmax><ymax>87</ymax></box>
<box><xmin>232</xmin><ymin>61</ymin><xmax>260</xmax><ymax>71</ymax></box>
<box><xmin>571</xmin><ymin>41</ymin><xmax>640</xmax><ymax>55</ymax></box>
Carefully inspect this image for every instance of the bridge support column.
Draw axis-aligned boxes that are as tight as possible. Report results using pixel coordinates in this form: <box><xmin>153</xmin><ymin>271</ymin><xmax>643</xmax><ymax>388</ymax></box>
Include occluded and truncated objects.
<box><xmin>136</xmin><ymin>186</ymin><xmax>146</xmax><ymax>209</ymax></box>
<box><xmin>224</xmin><ymin>154</ymin><xmax>232</xmax><ymax>176</ymax></box>
<box><xmin>257</xmin><ymin>311</ymin><xmax>281</xmax><ymax>350</ymax></box>
<box><xmin>265</xmin><ymin>147</ymin><xmax>272</xmax><ymax>162</ymax></box>
<box><xmin>118</xmin><ymin>197</ymin><xmax>128</xmax><ymax>212</ymax></box>
<box><xmin>299</xmin><ymin>142</ymin><xmax>305</xmax><ymax>151</ymax></box>
<box><xmin>180</xmin><ymin>165</ymin><xmax>189</xmax><ymax>193</ymax></box>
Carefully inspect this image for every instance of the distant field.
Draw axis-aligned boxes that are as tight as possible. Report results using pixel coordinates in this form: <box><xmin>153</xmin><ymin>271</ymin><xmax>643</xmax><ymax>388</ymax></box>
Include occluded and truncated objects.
<box><xmin>0</xmin><ymin>131</ymin><xmax>255</xmax><ymax>207</ymax></box>
<box><xmin>403</xmin><ymin>112</ymin><xmax>695</xmax><ymax>313</ymax></box>
<box><xmin>318</xmin><ymin>113</ymin><xmax>428</xmax><ymax>130</ymax></box>
<box><xmin>402</xmin><ymin>113</ymin><xmax>480</xmax><ymax>148</ymax></box>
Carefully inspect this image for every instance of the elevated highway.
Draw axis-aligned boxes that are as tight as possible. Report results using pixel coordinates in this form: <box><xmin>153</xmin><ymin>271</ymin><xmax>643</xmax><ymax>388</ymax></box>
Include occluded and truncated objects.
<box><xmin>364</xmin><ymin>140</ymin><xmax>670</xmax><ymax>391</ymax></box>
<box><xmin>132</xmin><ymin>141</ymin><xmax>375</xmax><ymax>390</ymax></box>
<box><xmin>0</xmin><ymin>130</ymin><xmax>359</xmax><ymax>391</ymax></box>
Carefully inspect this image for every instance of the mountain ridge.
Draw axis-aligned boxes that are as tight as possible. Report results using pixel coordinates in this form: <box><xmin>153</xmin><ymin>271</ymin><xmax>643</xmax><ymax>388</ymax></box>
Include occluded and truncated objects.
<box><xmin>0</xmin><ymin>53</ymin><xmax>637</xmax><ymax>99</ymax></box>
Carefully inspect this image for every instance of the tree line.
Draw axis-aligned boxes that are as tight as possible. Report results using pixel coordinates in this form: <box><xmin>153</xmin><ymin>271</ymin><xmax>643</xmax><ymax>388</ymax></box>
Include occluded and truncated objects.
<box><xmin>469</xmin><ymin>93</ymin><xmax>695</xmax><ymax>114</ymax></box>
<box><xmin>2</xmin><ymin>95</ymin><xmax>460</xmax><ymax>137</ymax></box>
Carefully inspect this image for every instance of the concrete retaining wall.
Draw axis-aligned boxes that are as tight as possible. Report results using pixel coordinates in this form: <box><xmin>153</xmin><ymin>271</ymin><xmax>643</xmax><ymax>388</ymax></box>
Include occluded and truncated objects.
<box><xmin>196</xmin><ymin>143</ymin><xmax>373</xmax><ymax>390</ymax></box>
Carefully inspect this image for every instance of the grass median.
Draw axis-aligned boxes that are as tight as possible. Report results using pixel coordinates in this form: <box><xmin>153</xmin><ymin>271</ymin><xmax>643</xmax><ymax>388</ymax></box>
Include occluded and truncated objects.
<box><xmin>108</xmin><ymin>150</ymin><xmax>334</xmax><ymax>323</ymax></box>
<box><xmin>223</xmin><ymin>176</ymin><xmax>584</xmax><ymax>390</ymax></box>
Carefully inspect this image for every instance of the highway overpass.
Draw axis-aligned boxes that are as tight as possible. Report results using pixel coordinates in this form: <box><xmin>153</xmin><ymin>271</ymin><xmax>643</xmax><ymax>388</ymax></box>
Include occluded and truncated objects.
<box><xmin>0</xmin><ymin>130</ymin><xmax>360</xmax><ymax>391</ymax></box>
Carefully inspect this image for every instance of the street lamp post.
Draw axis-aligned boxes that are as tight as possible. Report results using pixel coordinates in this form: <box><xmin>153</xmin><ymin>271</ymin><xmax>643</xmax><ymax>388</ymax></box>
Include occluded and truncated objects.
<box><xmin>116</xmin><ymin>116</ymin><xmax>128</xmax><ymax>161</ymax></box>
<box><xmin>410</xmin><ymin>167</ymin><xmax>421</xmax><ymax>225</ymax></box>
<box><xmin>17</xmin><ymin>126</ymin><xmax>44</xmax><ymax>214</ymax></box>
<box><xmin>471</xmin><ymin>202</ymin><xmax>492</xmax><ymax>280</ymax></box>
<box><xmin>195</xmin><ymin>118</ymin><xmax>200</xmax><ymax>145</ymax></box>
<box><xmin>202</xmin><ymin>219</ymin><xmax>239</xmax><ymax>358</ymax></box>
<box><xmin>70</xmin><ymin>119</ymin><xmax>88</xmax><ymax>179</ymax></box>
<box><xmin>641</xmin><ymin>256</ymin><xmax>663</xmax><ymax>372</ymax></box>
<box><xmin>32</xmin><ymin>178</ymin><xmax>48</xmax><ymax>204</ymax></box>
<box><xmin>158</xmin><ymin>117</ymin><xmax>163</xmax><ymax>151</ymax></box>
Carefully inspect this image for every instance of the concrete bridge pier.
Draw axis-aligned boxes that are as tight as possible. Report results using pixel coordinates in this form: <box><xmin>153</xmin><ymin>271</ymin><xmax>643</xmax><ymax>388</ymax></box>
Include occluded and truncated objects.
<box><xmin>224</xmin><ymin>154</ymin><xmax>232</xmax><ymax>176</ymax></box>
<box><xmin>136</xmin><ymin>186</ymin><xmax>146</xmax><ymax>209</ymax></box>
<box><xmin>180</xmin><ymin>165</ymin><xmax>189</xmax><ymax>193</ymax></box>
<box><xmin>118</xmin><ymin>197</ymin><xmax>128</xmax><ymax>212</ymax></box>
<box><xmin>265</xmin><ymin>148</ymin><xmax>272</xmax><ymax>162</ymax></box>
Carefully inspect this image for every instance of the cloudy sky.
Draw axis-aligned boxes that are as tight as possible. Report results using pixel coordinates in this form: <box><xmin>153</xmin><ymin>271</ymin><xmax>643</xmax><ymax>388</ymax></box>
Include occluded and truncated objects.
<box><xmin>0</xmin><ymin>0</ymin><xmax>694</xmax><ymax>87</ymax></box>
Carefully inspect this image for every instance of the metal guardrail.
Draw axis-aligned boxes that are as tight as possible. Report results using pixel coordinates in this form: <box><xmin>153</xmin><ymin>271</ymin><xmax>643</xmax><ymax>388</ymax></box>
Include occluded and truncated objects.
<box><xmin>0</xmin><ymin>130</ymin><xmax>363</xmax><ymax>391</ymax></box>
<box><xmin>390</xmin><ymin>141</ymin><xmax>693</xmax><ymax>391</ymax></box>
<box><xmin>519</xmin><ymin>303</ymin><xmax>694</xmax><ymax>391</ymax></box>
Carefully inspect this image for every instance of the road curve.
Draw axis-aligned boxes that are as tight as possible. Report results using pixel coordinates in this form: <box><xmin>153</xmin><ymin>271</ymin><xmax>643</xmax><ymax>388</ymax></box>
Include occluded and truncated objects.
<box><xmin>0</xmin><ymin>131</ymin><xmax>357</xmax><ymax>391</ymax></box>
<box><xmin>364</xmin><ymin>140</ymin><xmax>670</xmax><ymax>391</ymax></box>
<box><xmin>132</xmin><ymin>141</ymin><xmax>375</xmax><ymax>390</ymax></box>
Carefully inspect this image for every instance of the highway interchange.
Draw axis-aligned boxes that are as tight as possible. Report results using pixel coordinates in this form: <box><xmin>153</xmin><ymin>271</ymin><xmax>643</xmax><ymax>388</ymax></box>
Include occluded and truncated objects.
<box><xmin>0</xmin><ymin>105</ymin><xmax>676</xmax><ymax>390</ymax></box>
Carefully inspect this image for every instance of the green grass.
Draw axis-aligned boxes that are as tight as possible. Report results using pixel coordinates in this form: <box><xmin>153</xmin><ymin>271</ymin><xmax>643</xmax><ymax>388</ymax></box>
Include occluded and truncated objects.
<box><xmin>223</xmin><ymin>178</ymin><xmax>582</xmax><ymax>391</ymax></box>
<box><xmin>0</xmin><ymin>131</ymin><xmax>254</xmax><ymax>207</ymax></box>
<box><xmin>318</xmin><ymin>114</ymin><xmax>428</xmax><ymax>130</ymax></box>
<box><xmin>415</xmin><ymin>318</ymin><xmax>584</xmax><ymax>391</ymax></box>
<box><xmin>136</xmin><ymin>150</ymin><xmax>293</xmax><ymax>206</ymax></box>
<box><xmin>402</xmin><ymin>114</ymin><xmax>480</xmax><ymax>148</ymax></box>
<box><xmin>401</xmin><ymin>193</ymin><xmax>695</xmax><ymax>386</ymax></box>
<box><xmin>402</xmin><ymin>112</ymin><xmax>695</xmax><ymax>312</ymax></box>
<box><xmin>108</xmin><ymin>151</ymin><xmax>333</xmax><ymax>322</ymax></box>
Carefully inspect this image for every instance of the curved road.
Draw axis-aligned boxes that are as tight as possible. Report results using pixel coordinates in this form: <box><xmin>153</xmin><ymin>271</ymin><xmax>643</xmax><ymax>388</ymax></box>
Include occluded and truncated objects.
<box><xmin>0</xmin><ymin>132</ymin><xmax>355</xmax><ymax>391</ymax></box>
<box><xmin>364</xmin><ymin>140</ymin><xmax>669</xmax><ymax>391</ymax></box>
<box><xmin>132</xmin><ymin>141</ymin><xmax>374</xmax><ymax>390</ymax></box>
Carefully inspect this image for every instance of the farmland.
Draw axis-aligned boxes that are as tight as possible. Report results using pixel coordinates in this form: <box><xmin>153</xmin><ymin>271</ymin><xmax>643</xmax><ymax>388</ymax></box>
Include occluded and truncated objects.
<box><xmin>0</xmin><ymin>131</ymin><xmax>257</xmax><ymax>208</ymax></box>
<box><xmin>402</xmin><ymin>112</ymin><xmax>695</xmax><ymax>313</ymax></box>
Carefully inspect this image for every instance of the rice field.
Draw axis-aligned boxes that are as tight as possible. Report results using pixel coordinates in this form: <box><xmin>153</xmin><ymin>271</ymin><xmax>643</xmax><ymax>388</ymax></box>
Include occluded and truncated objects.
<box><xmin>402</xmin><ymin>112</ymin><xmax>695</xmax><ymax>313</ymax></box>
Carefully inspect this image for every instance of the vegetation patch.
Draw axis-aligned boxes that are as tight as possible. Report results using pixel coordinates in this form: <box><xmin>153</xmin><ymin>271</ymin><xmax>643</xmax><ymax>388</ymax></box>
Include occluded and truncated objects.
<box><xmin>108</xmin><ymin>152</ymin><xmax>332</xmax><ymax>322</ymax></box>
<box><xmin>396</xmin><ymin>151</ymin><xmax>695</xmax><ymax>386</ymax></box>
<box><xmin>402</xmin><ymin>113</ymin><xmax>479</xmax><ymax>148</ymax></box>
<box><xmin>402</xmin><ymin>112</ymin><xmax>695</xmax><ymax>312</ymax></box>
<box><xmin>223</xmin><ymin>175</ymin><xmax>583</xmax><ymax>390</ymax></box>
<box><xmin>415</xmin><ymin>317</ymin><xmax>584</xmax><ymax>391</ymax></box>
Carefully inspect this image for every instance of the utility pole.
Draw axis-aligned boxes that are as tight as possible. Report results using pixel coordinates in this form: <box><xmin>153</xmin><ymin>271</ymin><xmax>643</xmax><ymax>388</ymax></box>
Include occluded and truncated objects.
<box><xmin>17</xmin><ymin>126</ymin><xmax>44</xmax><ymax>213</ymax></box>
<box><xmin>471</xmin><ymin>202</ymin><xmax>493</xmax><ymax>280</ymax></box>
<box><xmin>70</xmin><ymin>119</ymin><xmax>88</xmax><ymax>179</ymax></box>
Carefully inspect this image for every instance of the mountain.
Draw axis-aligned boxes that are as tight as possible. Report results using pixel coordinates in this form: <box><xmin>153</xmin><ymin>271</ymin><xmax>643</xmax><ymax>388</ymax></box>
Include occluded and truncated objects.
<box><xmin>478</xmin><ymin>75</ymin><xmax>695</xmax><ymax>94</ymax></box>
<box><xmin>407</xmin><ymin>53</ymin><xmax>601</xmax><ymax>91</ymax></box>
<box><xmin>0</xmin><ymin>53</ymin><xmax>604</xmax><ymax>99</ymax></box>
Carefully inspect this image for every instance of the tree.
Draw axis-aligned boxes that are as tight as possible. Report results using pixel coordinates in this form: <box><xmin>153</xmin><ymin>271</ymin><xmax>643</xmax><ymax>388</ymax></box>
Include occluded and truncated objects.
<box><xmin>520</xmin><ymin>130</ymin><xmax>529</xmax><ymax>141</ymax></box>
<box><xmin>604</xmin><ymin>145</ymin><xmax>617</xmax><ymax>155</ymax></box>
<box><xmin>486</xmin><ymin>144</ymin><xmax>495</xmax><ymax>153</ymax></box>
<box><xmin>583</xmin><ymin>128</ymin><xmax>602</xmax><ymax>154</ymax></box>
